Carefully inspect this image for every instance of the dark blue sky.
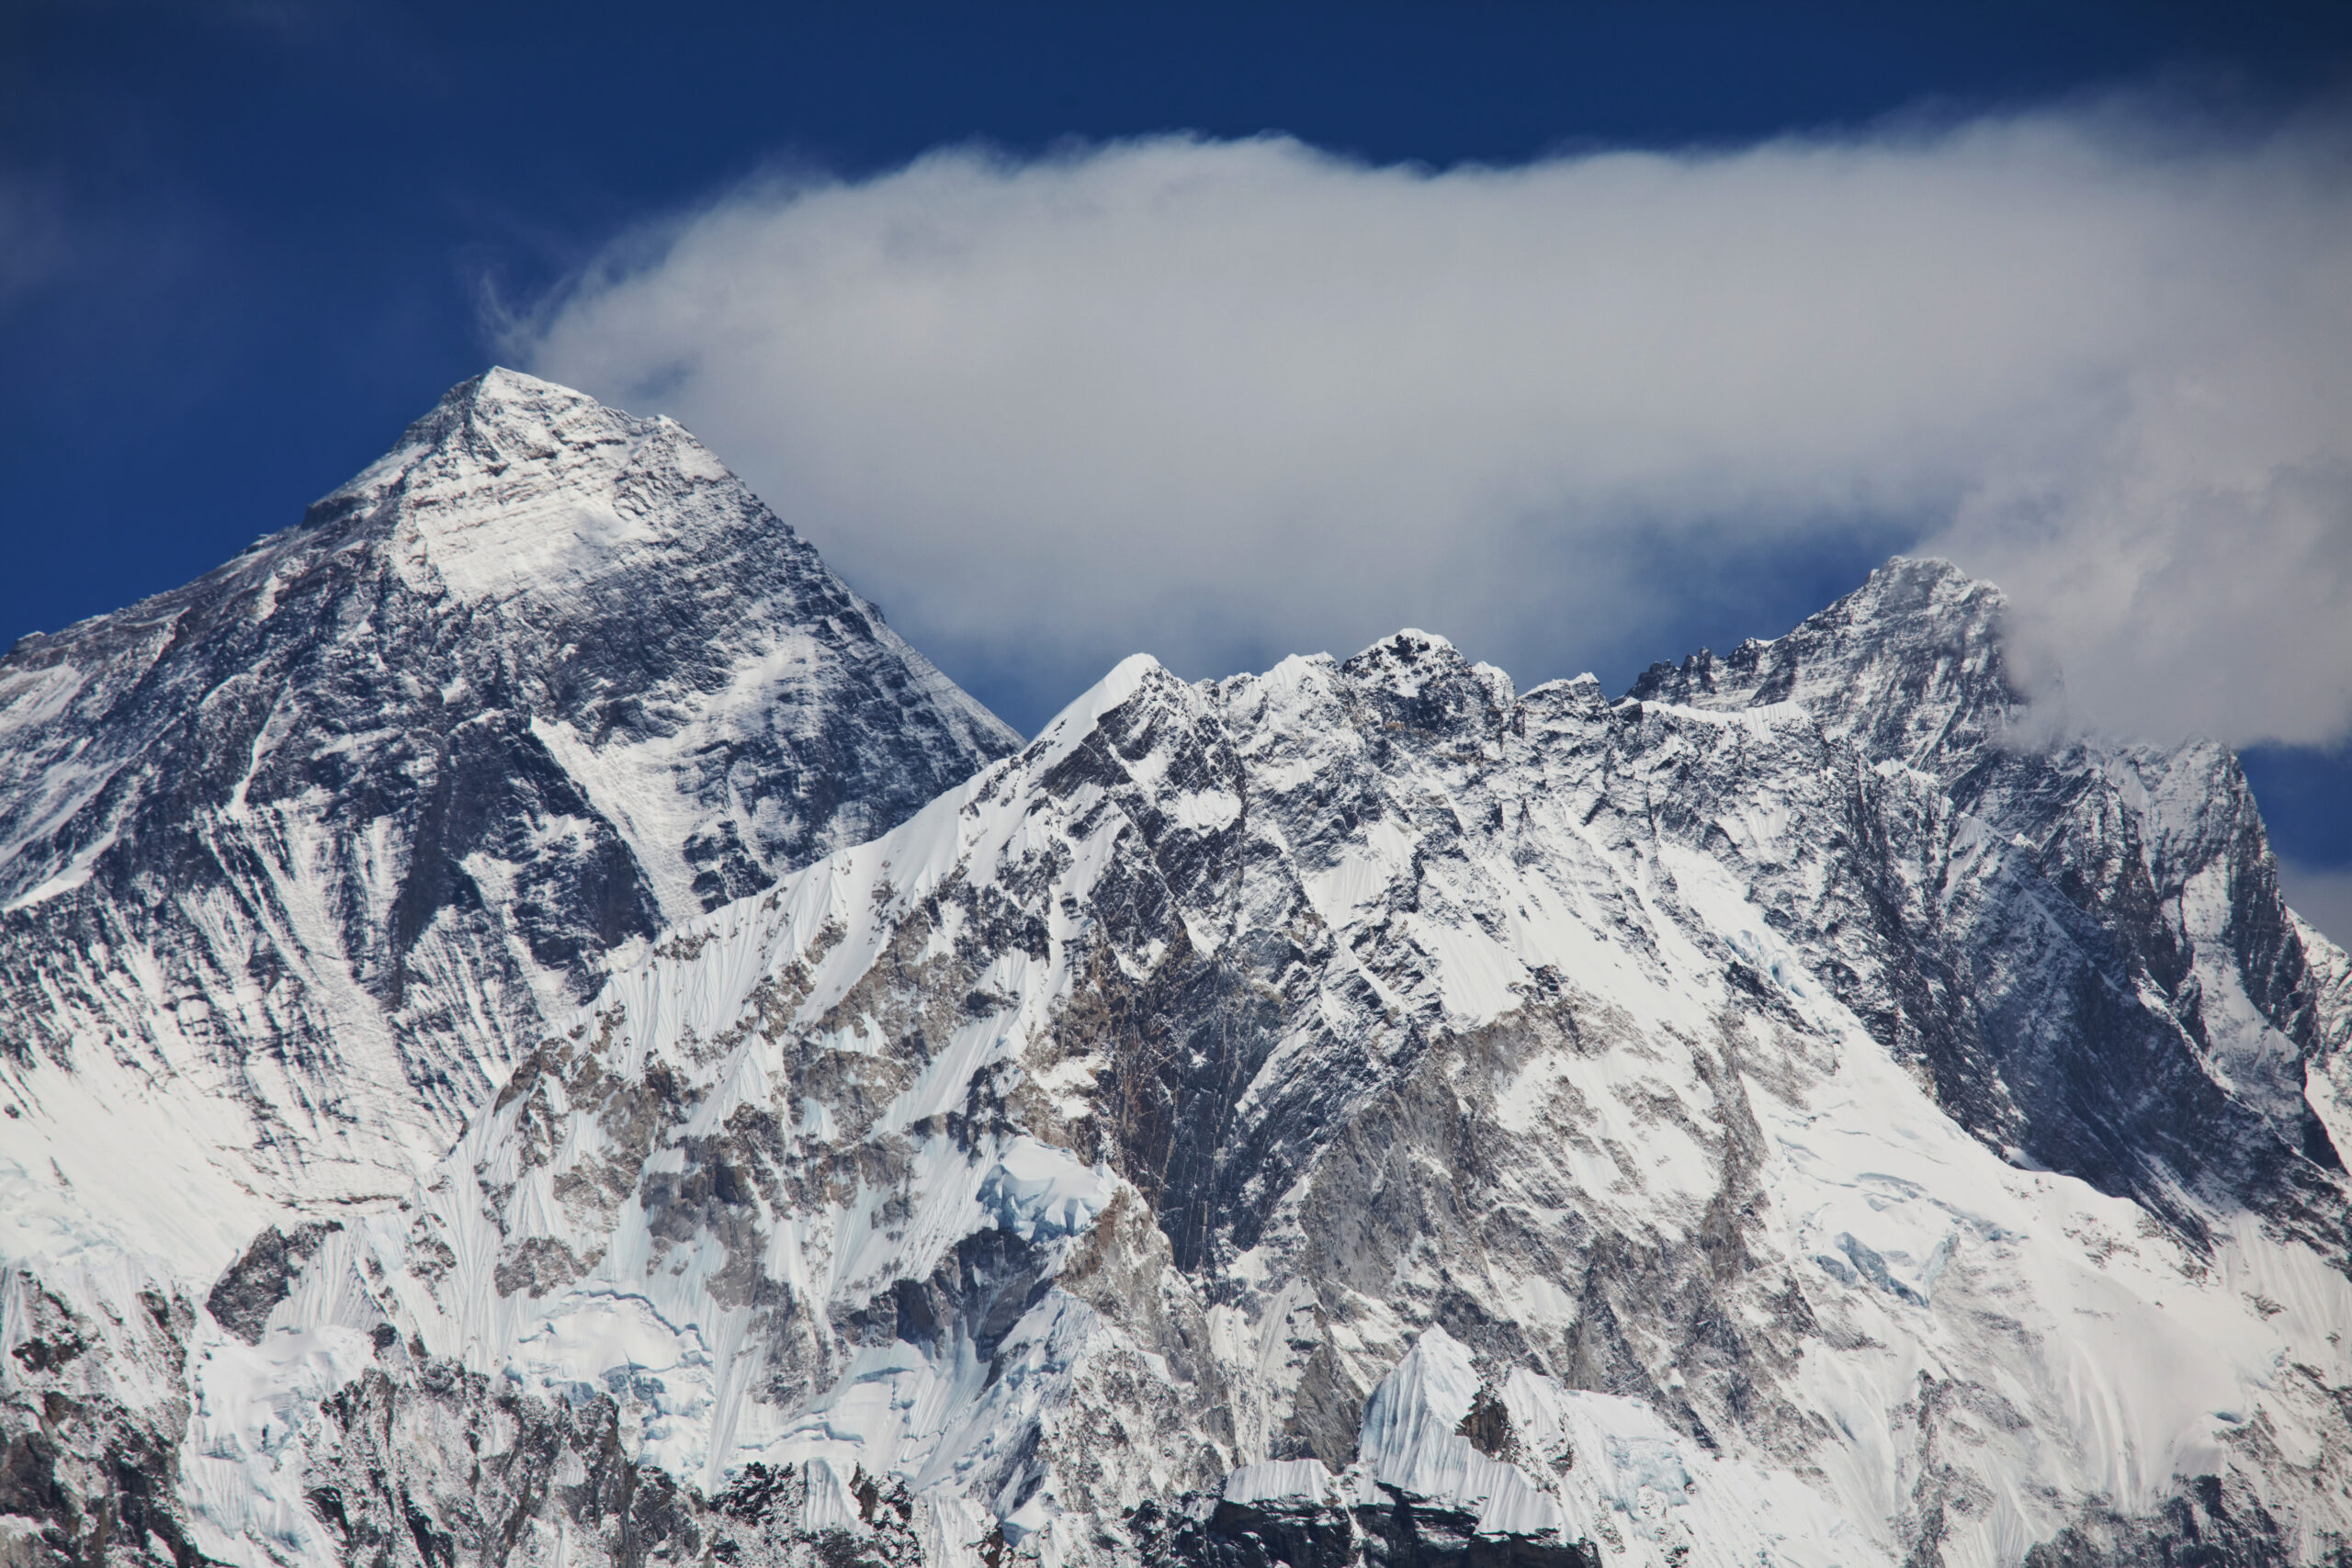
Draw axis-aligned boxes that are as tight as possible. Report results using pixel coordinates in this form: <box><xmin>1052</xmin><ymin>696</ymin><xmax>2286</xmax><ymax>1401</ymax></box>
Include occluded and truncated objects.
<box><xmin>4</xmin><ymin>0</ymin><xmax>2347</xmax><ymax>873</ymax></box>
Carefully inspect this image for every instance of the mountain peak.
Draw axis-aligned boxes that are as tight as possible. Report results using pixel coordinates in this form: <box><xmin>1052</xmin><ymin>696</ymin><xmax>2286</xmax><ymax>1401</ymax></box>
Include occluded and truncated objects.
<box><xmin>338</xmin><ymin>367</ymin><xmax>616</xmax><ymax>499</ymax></box>
<box><xmin>424</xmin><ymin>364</ymin><xmax>603</xmax><ymax>432</ymax></box>
<box><xmin>292</xmin><ymin>367</ymin><xmax>754</xmax><ymax>609</ymax></box>
<box><xmin>470</xmin><ymin>363</ymin><xmax>571</xmax><ymax>401</ymax></box>
<box><xmin>1025</xmin><ymin>652</ymin><xmax>1185</xmax><ymax>766</ymax></box>
<box><xmin>1627</xmin><ymin>552</ymin><xmax>2017</xmax><ymax>775</ymax></box>
<box><xmin>1837</xmin><ymin>553</ymin><xmax>2001</xmax><ymax>625</ymax></box>
<box><xmin>0</xmin><ymin>368</ymin><xmax>1018</xmax><ymax>1251</ymax></box>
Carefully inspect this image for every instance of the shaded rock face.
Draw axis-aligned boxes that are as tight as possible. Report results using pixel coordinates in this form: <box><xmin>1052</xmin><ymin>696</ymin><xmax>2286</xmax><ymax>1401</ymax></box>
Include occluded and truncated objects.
<box><xmin>0</xmin><ymin>369</ymin><xmax>1018</xmax><ymax>1237</ymax></box>
<box><xmin>2019</xmin><ymin>1474</ymin><xmax>2319</xmax><ymax>1568</ymax></box>
<box><xmin>1141</xmin><ymin>1494</ymin><xmax>1601</xmax><ymax>1568</ymax></box>
<box><xmin>1628</xmin><ymin>558</ymin><xmax>2344</xmax><ymax>1234</ymax></box>
<box><xmin>0</xmin><ymin>1263</ymin><xmax>199</xmax><ymax>1568</ymax></box>
<box><xmin>298</xmin><ymin>1358</ymin><xmax>933</xmax><ymax>1568</ymax></box>
<box><xmin>206</xmin><ymin>1224</ymin><xmax>342</xmax><ymax>1346</ymax></box>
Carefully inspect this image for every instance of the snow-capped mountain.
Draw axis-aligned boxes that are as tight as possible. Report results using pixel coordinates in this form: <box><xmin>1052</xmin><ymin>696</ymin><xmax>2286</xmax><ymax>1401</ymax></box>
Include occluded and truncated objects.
<box><xmin>17</xmin><ymin>556</ymin><xmax>2340</xmax><ymax>1568</ymax></box>
<box><xmin>0</xmin><ymin>368</ymin><xmax>1019</xmax><ymax>1270</ymax></box>
<box><xmin>7</xmin><ymin>469</ymin><xmax>2351</xmax><ymax>1566</ymax></box>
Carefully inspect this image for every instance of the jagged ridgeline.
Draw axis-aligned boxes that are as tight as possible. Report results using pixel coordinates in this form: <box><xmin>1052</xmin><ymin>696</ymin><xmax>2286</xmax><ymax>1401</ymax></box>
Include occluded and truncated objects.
<box><xmin>5</xmin><ymin>376</ymin><xmax>2352</xmax><ymax>1568</ymax></box>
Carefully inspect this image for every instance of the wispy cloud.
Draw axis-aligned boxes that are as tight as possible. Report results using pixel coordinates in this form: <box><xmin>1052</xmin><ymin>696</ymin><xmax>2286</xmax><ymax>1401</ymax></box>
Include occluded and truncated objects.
<box><xmin>518</xmin><ymin>97</ymin><xmax>2352</xmax><ymax>741</ymax></box>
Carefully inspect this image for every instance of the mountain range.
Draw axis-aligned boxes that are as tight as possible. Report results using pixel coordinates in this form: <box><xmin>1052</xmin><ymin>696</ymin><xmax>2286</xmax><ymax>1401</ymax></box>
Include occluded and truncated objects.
<box><xmin>3</xmin><ymin>371</ymin><xmax>2347</xmax><ymax>1568</ymax></box>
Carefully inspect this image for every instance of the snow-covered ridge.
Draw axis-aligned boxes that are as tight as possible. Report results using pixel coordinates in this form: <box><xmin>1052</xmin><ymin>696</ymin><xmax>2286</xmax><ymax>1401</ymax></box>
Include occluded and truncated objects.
<box><xmin>100</xmin><ymin>561</ymin><xmax>2351</xmax><ymax>1568</ymax></box>
<box><xmin>1625</xmin><ymin>554</ymin><xmax>2014</xmax><ymax>776</ymax></box>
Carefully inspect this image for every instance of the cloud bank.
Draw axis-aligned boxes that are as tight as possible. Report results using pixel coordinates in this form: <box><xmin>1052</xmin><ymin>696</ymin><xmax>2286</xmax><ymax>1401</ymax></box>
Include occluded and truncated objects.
<box><xmin>519</xmin><ymin>101</ymin><xmax>2352</xmax><ymax>745</ymax></box>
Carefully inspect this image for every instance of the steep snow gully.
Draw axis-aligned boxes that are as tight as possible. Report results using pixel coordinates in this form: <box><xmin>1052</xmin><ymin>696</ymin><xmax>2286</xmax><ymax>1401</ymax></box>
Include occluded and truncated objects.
<box><xmin>6</xmin><ymin>374</ymin><xmax>2351</xmax><ymax>1568</ymax></box>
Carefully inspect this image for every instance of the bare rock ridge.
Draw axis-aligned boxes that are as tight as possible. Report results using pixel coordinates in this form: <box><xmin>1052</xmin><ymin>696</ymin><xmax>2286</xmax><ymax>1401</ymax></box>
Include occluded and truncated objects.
<box><xmin>0</xmin><ymin>367</ymin><xmax>1020</xmax><ymax>1259</ymax></box>
<box><xmin>6</xmin><ymin>403</ymin><xmax>2352</xmax><ymax>1568</ymax></box>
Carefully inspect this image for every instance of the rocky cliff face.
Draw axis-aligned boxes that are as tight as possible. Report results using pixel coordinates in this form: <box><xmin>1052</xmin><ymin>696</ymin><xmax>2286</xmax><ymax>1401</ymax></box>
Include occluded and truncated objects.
<box><xmin>0</xmin><ymin>369</ymin><xmax>1019</xmax><ymax>1266</ymax></box>
<box><xmin>101</xmin><ymin>558</ymin><xmax>2343</xmax><ymax>1568</ymax></box>
<box><xmin>6</xmin><ymin>502</ymin><xmax>2350</xmax><ymax>1568</ymax></box>
<box><xmin>1626</xmin><ymin>563</ymin><xmax>2347</xmax><ymax>1232</ymax></box>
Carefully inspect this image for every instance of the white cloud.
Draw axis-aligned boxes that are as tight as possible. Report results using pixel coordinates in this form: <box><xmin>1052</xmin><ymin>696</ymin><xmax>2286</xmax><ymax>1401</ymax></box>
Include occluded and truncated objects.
<box><xmin>518</xmin><ymin>101</ymin><xmax>2352</xmax><ymax>742</ymax></box>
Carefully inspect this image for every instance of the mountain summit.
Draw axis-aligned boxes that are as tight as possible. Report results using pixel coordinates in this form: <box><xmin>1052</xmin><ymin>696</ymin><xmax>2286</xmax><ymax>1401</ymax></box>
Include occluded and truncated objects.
<box><xmin>0</xmin><ymin>369</ymin><xmax>1019</xmax><ymax>1265</ymax></box>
